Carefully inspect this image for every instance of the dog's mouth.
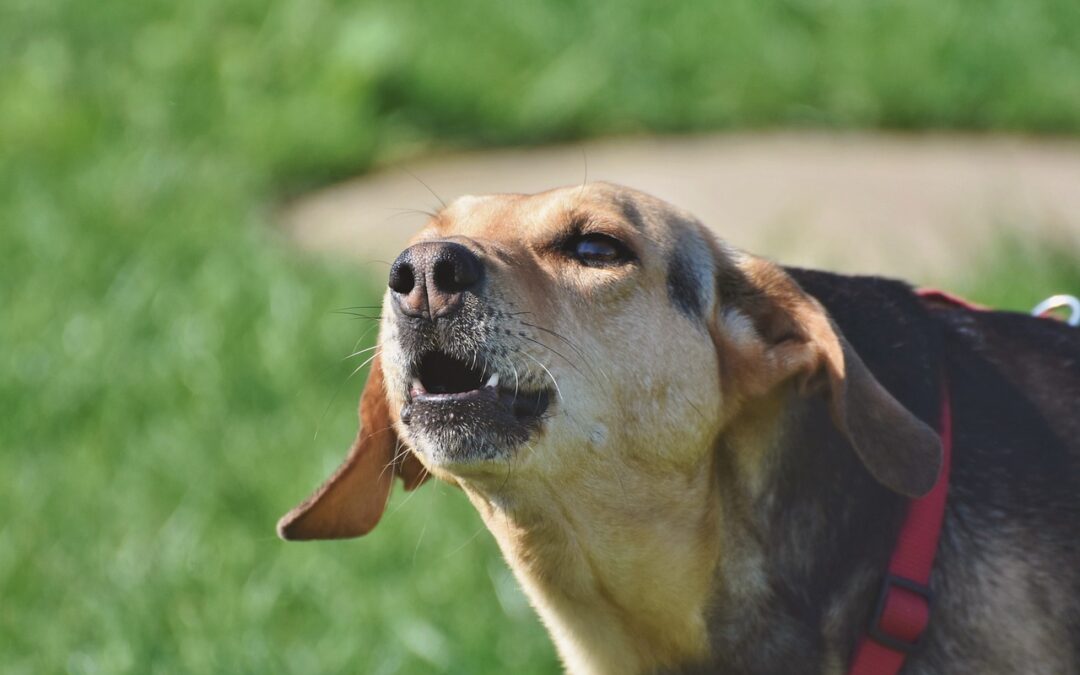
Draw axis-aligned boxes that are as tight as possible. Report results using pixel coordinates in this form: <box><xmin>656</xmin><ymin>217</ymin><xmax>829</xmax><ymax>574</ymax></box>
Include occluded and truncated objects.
<box><xmin>401</xmin><ymin>349</ymin><xmax>552</xmax><ymax>440</ymax></box>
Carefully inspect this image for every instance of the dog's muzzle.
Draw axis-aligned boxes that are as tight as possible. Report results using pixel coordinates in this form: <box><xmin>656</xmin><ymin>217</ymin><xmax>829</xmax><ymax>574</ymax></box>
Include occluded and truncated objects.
<box><xmin>386</xmin><ymin>242</ymin><xmax>552</xmax><ymax>464</ymax></box>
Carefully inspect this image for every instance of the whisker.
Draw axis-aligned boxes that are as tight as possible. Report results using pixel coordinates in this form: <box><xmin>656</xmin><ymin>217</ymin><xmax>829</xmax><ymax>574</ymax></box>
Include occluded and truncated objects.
<box><xmin>314</xmin><ymin>334</ymin><xmax>377</xmax><ymax>439</ymax></box>
<box><xmin>412</xmin><ymin>521</ymin><xmax>428</xmax><ymax>568</ymax></box>
<box><xmin>383</xmin><ymin>206</ymin><xmax>438</xmax><ymax>219</ymax></box>
<box><xmin>677</xmin><ymin>390</ymin><xmax>708</xmax><ymax>424</ymax></box>
<box><xmin>445</xmin><ymin>526</ymin><xmax>487</xmax><ymax>558</ymax></box>
<box><xmin>520</xmin><ymin>335</ymin><xmax>593</xmax><ymax>386</ymax></box>
<box><xmin>519</xmin><ymin>321</ymin><xmax>589</xmax><ymax>362</ymax></box>
<box><xmin>385</xmin><ymin>468</ymin><xmax>427</xmax><ymax>518</ymax></box>
<box><xmin>390</xmin><ymin>440</ymin><xmax>414</xmax><ymax>470</ymax></box>
<box><xmin>378</xmin><ymin>435</ymin><xmax>408</xmax><ymax>483</ymax></box>
<box><xmin>349</xmin><ymin>331</ymin><xmax>370</xmax><ymax>357</ymax></box>
<box><xmin>502</xmin><ymin>460</ymin><xmax>513</xmax><ymax>535</ymax></box>
<box><xmin>519</xmin><ymin>351</ymin><xmax>563</xmax><ymax>402</ymax></box>
<box><xmin>497</xmin><ymin>451</ymin><xmax>513</xmax><ymax>494</ymax></box>
<box><xmin>346</xmin><ymin>350</ymin><xmax>381</xmax><ymax>381</ymax></box>
<box><xmin>332</xmin><ymin>311</ymin><xmax>382</xmax><ymax>320</ymax></box>
<box><xmin>401</xmin><ymin>168</ymin><xmax>447</xmax><ymax>209</ymax></box>
<box><xmin>520</xmin><ymin>321</ymin><xmax>611</xmax><ymax>385</ymax></box>
<box><xmin>353</xmin><ymin>322</ymin><xmax>381</xmax><ymax>350</ymax></box>
<box><xmin>576</xmin><ymin>147</ymin><xmax>589</xmax><ymax>203</ymax></box>
<box><xmin>342</xmin><ymin>343</ymin><xmax>380</xmax><ymax>360</ymax></box>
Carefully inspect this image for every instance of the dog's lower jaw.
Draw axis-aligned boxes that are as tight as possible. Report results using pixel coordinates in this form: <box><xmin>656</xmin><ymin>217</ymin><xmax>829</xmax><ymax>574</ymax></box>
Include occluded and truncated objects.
<box><xmin>460</xmin><ymin>472</ymin><xmax>720</xmax><ymax>675</ymax></box>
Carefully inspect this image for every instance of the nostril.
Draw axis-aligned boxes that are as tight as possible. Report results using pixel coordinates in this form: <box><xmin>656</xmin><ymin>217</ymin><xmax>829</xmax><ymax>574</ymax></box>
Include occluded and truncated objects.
<box><xmin>432</xmin><ymin>244</ymin><xmax>482</xmax><ymax>293</ymax></box>
<box><xmin>388</xmin><ymin>260</ymin><xmax>415</xmax><ymax>295</ymax></box>
<box><xmin>432</xmin><ymin>258</ymin><xmax>461</xmax><ymax>293</ymax></box>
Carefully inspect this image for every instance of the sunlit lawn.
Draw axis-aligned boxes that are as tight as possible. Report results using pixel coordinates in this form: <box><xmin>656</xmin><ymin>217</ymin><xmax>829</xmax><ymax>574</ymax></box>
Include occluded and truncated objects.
<box><xmin>3</xmin><ymin>0</ymin><xmax>1080</xmax><ymax>672</ymax></box>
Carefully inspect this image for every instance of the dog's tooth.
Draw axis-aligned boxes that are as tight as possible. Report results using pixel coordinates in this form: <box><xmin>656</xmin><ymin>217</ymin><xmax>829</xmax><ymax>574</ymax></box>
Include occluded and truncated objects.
<box><xmin>410</xmin><ymin>378</ymin><xmax>427</xmax><ymax>395</ymax></box>
<box><xmin>485</xmin><ymin>373</ymin><xmax>500</xmax><ymax>389</ymax></box>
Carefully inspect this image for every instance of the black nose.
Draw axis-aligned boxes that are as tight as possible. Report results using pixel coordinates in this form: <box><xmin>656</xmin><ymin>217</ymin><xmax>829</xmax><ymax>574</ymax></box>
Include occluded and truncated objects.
<box><xmin>388</xmin><ymin>241</ymin><xmax>484</xmax><ymax>319</ymax></box>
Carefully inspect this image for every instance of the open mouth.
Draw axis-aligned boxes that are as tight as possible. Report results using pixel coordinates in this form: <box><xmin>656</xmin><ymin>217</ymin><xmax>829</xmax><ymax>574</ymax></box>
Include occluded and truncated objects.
<box><xmin>402</xmin><ymin>350</ymin><xmax>551</xmax><ymax>427</ymax></box>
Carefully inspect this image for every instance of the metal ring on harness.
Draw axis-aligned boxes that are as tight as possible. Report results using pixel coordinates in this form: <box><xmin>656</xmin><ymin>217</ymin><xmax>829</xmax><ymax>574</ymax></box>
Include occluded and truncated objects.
<box><xmin>1031</xmin><ymin>295</ymin><xmax>1080</xmax><ymax>327</ymax></box>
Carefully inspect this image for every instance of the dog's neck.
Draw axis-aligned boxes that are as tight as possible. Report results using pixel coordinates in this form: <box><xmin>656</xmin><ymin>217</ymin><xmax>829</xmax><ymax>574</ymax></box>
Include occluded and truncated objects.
<box><xmin>460</xmin><ymin>456</ymin><xmax>723</xmax><ymax>675</ymax></box>
<box><xmin>459</xmin><ymin>389</ymin><xmax>908</xmax><ymax>675</ymax></box>
<box><xmin>703</xmin><ymin>395</ymin><xmax>908</xmax><ymax>673</ymax></box>
<box><xmin>454</xmin><ymin>272</ymin><xmax>935</xmax><ymax>674</ymax></box>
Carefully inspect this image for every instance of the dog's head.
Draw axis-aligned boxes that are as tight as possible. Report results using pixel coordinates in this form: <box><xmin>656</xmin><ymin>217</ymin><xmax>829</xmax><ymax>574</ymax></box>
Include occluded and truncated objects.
<box><xmin>278</xmin><ymin>183</ymin><xmax>941</xmax><ymax>540</ymax></box>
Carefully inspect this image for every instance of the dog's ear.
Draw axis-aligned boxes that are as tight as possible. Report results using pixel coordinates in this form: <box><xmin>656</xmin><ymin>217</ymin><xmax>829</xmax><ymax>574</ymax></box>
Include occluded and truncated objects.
<box><xmin>713</xmin><ymin>253</ymin><xmax>942</xmax><ymax>498</ymax></box>
<box><xmin>277</xmin><ymin>354</ymin><xmax>428</xmax><ymax>541</ymax></box>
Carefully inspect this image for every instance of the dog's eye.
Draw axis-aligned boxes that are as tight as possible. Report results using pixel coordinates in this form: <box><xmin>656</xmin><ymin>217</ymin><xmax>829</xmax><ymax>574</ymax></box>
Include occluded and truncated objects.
<box><xmin>567</xmin><ymin>233</ymin><xmax>633</xmax><ymax>266</ymax></box>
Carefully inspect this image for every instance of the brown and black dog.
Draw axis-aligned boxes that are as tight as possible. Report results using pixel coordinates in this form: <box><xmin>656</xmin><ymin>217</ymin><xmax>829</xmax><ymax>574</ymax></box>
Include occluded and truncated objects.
<box><xmin>279</xmin><ymin>183</ymin><xmax>1080</xmax><ymax>674</ymax></box>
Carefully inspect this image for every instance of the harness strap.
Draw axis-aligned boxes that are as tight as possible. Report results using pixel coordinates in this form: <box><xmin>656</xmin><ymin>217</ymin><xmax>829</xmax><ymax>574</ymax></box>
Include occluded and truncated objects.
<box><xmin>847</xmin><ymin>286</ymin><xmax>963</xmax><ymax>675</ymax></box>
<box><xmin>847</xmin><ymin>382</ymin><xmax>952</xmax><ymax>674</ymax></box>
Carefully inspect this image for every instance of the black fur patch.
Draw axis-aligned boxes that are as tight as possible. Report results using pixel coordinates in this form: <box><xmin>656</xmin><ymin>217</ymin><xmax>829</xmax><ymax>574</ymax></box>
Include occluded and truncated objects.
<box><xmin>667</xmin><ymin>248</ymin><xmax>705</xmax><ymax>320</ymax></box>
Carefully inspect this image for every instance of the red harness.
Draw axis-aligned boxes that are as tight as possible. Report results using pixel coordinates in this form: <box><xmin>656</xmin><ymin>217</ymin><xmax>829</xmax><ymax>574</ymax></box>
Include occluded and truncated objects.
<box><xmin>847</xmin><ymin>381</ymin><xmax>952</xmax><ymax>674</ymax></box>
<box><xmin>847</xmin><ymin>288</ymin><xmax>971</xmax><ymax>675</ymax></box>
<box><xmin>846</xmin><ymin>288</ymin><xmax>1075</xmax><ymax>673</ymax></box>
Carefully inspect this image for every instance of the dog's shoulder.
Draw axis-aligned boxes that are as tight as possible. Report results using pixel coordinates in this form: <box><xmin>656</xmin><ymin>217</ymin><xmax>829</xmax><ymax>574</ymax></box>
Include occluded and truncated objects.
<box><xmin>783</xmin><ymin>268</ymin><xmax>1080</xmax><ymax>673</ymax></box>
<box><xmin>937</xmin><ymin>303</ymin><xmax>1080</xmax><ymax>446</ymax></box>
<box><xmin>784</xmin><ymin>265</ymin><xmax>1080</xmax><ymax>546</ymax></box>
<box><xmin>931</xmin><ymin>301</ymin><xmax>1080</xmax><ymax>516</ymax></box>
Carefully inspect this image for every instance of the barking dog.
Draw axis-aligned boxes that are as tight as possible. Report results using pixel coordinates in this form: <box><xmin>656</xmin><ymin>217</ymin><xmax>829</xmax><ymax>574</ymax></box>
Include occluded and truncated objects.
<box><xmin>279</xmin><ymin>183</ymin><xmax>1080</xmax><ymax>674</ymax></box>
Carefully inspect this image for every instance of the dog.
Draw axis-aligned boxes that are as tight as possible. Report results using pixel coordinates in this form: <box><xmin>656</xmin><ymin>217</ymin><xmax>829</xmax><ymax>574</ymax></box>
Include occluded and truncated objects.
<box><xmin>278</xmin><ymin>183</ymin><xmax>1080</xmax><ymax>674</ymax></box>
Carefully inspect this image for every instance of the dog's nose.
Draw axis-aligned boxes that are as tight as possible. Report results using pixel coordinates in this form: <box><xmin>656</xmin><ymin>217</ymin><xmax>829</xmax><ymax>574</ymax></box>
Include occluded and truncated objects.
<box><xmin>388</xmin><ymin>241</ymin><xmax>484</xmax><ymax>320</ymax></box>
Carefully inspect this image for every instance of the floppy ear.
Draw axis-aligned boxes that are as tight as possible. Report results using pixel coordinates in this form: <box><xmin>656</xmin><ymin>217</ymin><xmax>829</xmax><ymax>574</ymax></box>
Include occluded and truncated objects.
<box><xmin>277</xmin><ymin>354</ymin><xmax>428</xmax><ymax>541</ymax></box>
<box><xmin>714</xmin><ymin>254</ymin><xmax>942</xmax><ymax>498</ymax></box>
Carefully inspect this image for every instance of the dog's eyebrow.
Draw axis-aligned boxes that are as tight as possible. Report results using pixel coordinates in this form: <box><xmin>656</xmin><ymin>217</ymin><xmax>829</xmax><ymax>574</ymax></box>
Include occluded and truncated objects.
<box><xmin>667</xmin><ymin>228</ymin><xmax>711</xmax><ymax>321</ymax></box>
<box><xmin>612</xmin><ymin>194</ymin><xmax>712</xmax><ymax>320</ymax></box>
<box><xmin>614</xmin><ymin>195</ymin><xmax>648</xmax><ymax>232</ymax></box>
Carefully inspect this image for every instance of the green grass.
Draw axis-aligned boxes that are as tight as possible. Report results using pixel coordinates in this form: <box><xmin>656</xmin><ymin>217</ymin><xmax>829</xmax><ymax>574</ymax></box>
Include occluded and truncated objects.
<box><xmin>2</xmin><ymin>0</ymin><xmax>1080</xmax><ymax>672</ymax></box>
<box><xmin>954</xmin><ymin>233</ymin><xmax>1080</xmax><ymax>314</ymax></box>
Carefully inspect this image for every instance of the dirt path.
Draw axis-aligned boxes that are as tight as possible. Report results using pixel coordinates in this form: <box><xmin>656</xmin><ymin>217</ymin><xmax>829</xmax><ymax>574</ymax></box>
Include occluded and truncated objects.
<box><xmin>282</xmin><ymin>132</ymin><xmax>1080</xmax><ymax>286</ymax></box>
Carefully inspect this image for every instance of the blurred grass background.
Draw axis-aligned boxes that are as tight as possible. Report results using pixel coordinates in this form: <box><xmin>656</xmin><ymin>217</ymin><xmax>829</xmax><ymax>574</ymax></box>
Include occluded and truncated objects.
<box><xmin>2</xmin><ymin>0</ymin><xmax>1079</xmax><ymax>672</ymax></box>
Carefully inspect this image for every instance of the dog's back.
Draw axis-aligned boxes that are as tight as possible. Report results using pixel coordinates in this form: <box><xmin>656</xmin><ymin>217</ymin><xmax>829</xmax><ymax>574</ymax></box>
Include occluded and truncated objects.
<box><xmin>794</xmin><ymin>269</ymin><xmax>1080</xmax><ymax>673</ymax></box>
<box><xmin>931</xmin><ymin>299</ymin><xmax>1080</xmax><ymax>672</ymax></box>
